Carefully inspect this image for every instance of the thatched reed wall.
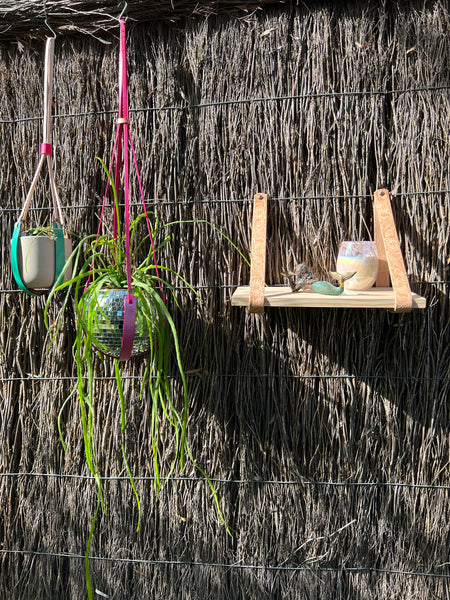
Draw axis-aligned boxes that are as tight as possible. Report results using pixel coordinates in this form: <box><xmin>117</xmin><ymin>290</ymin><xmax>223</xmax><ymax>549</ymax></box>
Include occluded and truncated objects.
<box><xmin>0</xmin><ymin>0</ymin><xmax>449</xmax><ymax>598</ymax></box>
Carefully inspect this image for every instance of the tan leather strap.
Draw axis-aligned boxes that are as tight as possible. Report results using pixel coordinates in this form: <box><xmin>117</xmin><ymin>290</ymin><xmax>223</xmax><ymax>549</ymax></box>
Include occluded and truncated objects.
<box><xmin>374</xmin><ymin>189</ymin><xmax>412</xmax><ymax>313</ymax></box>
<box><xmin>249</xmin><ymin>193</ymin><xmax>268</xmax><ymax>313</ymax></box>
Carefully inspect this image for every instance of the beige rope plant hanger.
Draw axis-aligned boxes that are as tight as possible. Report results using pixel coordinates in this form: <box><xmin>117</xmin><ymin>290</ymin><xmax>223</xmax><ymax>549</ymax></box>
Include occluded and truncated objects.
<box><xmin>10</xmin><ymin>36</ymin><xmax>71</xmax><ymax>296</ymax></box>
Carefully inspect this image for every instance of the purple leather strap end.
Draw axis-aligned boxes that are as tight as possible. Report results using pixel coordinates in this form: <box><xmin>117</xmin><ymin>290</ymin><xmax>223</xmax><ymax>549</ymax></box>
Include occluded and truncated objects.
<box><xmin>119</xmin><ymin>293</ymin><xmax>136</xmax><ymax>361</ymax></box>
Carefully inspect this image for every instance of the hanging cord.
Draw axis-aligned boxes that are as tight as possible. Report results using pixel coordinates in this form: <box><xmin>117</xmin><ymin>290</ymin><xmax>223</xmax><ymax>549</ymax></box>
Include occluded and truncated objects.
<box><xmin>118</xmin><ymin>19</ymin><xmax>166</xmax><ymax>358</ymax></box>
<box><xmin>17</xmin><ymin>38</ymin><xmax>64</xmax><ymax>227</ymax></box>
<box><xmin>118</xmin><ymin>19</ymin><xmax>132</xmax><ymax>295</ymax></box>
<box><xmin>89</xmin><ymin>19</ymin><xmax>164</xmax><ymax>360</ymax></box>
<box><xmin>118</xmin><ymin>19</ymin><xmax>163</xmax><ymax>298</ymax></box>
<box><xmin>94</xmin><ymin>19</ymin><xmax>161</xmax><ymax>287</ymax></box>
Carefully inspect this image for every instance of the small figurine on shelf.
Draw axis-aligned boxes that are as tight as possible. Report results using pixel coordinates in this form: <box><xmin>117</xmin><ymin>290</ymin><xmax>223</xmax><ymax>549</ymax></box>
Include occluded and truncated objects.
<box><xmin>309</xmin><ymin>271</ymin><xmax>357</xmax><ymax>295</ymax></box>
<box><xmin>281</xmin><ymin>264</ymin><xmax>356</xmax><ymax>295</ymax></box>
<box><xmin>280</xmin><ymin>262</ymin><xmax>317</xmax><ymax>291</ymax></box>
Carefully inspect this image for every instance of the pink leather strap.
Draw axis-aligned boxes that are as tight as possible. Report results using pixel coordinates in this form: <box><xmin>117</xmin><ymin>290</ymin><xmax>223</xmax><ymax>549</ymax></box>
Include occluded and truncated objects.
<box><xmin>118</xmin><ymin>293</ymin><xmax>136</xmax><ymax>361</ymax></box>
<box><xmin>42</xmin><ymin>38</ymin><xmax>64</xmax><ymax>226</ymax></box>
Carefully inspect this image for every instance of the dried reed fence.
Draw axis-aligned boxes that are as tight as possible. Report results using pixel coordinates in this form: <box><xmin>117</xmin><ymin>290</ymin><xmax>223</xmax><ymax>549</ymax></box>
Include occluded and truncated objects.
<box><xmin>0</xmin><ymin>0</ymin><xmax>285</xmax><ymax>40</ymax></box>
<box><xmin>0</xmin><ymin>0</ymin><xmax>449</xmax><ymax>598</ymax></box>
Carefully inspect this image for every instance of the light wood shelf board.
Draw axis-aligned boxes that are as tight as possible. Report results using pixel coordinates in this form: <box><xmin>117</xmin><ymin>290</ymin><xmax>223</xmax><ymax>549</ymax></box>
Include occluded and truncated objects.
<box><xmin>231</xmin><ymin>286</ymin><xmax>427</xmax><ymax>309</ymax></box>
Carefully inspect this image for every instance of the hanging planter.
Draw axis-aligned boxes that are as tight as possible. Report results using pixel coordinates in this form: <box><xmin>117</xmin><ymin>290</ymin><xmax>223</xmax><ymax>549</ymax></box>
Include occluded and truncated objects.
<box><xmin>13</xmin><ymin>225</ymin><xmax>72</xmax><ymax>291</ymax></box>
<box><xmin>72</xmin><ymin>157</ymin><xmax>174</xmax><ymax>364</ymax></box>
<box><xmin>10</xmin><ymin>38</ymin><xmax>71</xmax><ymax>296</ymax></box>
<box><xmin>70</xmin><ymin>17</ymin><xmax>169</xmax><ymax>363</ymax></box>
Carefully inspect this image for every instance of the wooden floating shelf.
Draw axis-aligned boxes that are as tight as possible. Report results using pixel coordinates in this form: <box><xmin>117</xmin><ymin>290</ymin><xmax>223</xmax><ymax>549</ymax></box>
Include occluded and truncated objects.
<box><xmin>231</xmin><ymin>286</ymin><xmax>427</xmax><ymax>309</ymax></box>
<box><xmin>231</xmin><ymin>190</ymin><xmax>427</xmax><ymax>313</ymax></box>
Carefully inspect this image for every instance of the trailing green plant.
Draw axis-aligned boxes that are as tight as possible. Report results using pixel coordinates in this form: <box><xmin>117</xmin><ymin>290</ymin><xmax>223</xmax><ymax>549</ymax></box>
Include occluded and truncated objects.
<box><xmin>45</xmin><ymin>158</ymin><xmax>243</xmax><ymax>599</ymax></box>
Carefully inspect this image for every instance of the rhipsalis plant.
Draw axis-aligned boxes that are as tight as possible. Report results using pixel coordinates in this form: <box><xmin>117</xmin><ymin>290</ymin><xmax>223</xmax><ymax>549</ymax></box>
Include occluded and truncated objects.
<box><xmin>45</xmin><ymin>158</ymin><xmax>242</xmax><ymax>599</ymax></box>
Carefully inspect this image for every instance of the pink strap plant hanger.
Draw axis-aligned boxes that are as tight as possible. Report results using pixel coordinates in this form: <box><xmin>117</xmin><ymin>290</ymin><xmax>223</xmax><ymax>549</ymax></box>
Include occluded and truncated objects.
<box><xmin>93</xmin><ymin>18</ymin><xmax>162</xmax><ymax>361</ymax></box>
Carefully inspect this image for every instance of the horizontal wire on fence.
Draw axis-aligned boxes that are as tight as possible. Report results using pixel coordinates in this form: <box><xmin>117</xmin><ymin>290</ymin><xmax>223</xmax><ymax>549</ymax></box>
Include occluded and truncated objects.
<box><xmin>0</xmin><ymin>189</ymin><xmax>449</xmax><ymax>214</ymax></box>
<box><xmin>0</xmin><ymin>84</ymin><xmax>449</xmax><ymax>125</ymax></box>
<box><xmin>0</xmin><ymin>549</ymin><xmax>449</xmax><ymax>578</ymax></box>
<box><xmin>0</xmin><ymin>472</ymin><xmax>449</xmax><ymax>490</ymax></box>
<box><xmin>1</xmin><ymin>373</ymin><xmax>449</xmax><ymax>383</ymax></box>
<box><xmin>0</xmin><ymin>280</ymin><xmax>448</xmax><ymax>295</ymax></box>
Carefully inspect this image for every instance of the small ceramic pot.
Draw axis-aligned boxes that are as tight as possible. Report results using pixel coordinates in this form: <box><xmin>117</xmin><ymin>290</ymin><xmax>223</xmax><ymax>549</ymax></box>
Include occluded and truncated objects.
<box><xmin>81</xmin><ymin>288</ymin><xmax>152</xmax><ymax>358</ymax></box>
<box><xmin>16</xmin><ymin>235</ymin><xmax>72</xmax><ymax>289</ymax></box>
<box><xmin>336</xmin><ymin>241</ymin><xmax>378</xmax><ymax>290</ymax></box>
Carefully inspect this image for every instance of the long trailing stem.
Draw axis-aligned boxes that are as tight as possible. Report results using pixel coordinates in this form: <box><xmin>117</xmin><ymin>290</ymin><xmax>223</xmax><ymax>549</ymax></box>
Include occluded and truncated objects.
<box><xmin>85</xmin><ymin>496</ymin><xmax>101</xmax><ymax>600</ymax></box>
<box><xmin>75</xmin><ymin>315</ymin><xmax>105</xmax><ymax>513</ymax></box>
<box><xmin>57</xmin><ymin>383</ymin><xmax>77</xmax><ymax>452</ymax></box>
